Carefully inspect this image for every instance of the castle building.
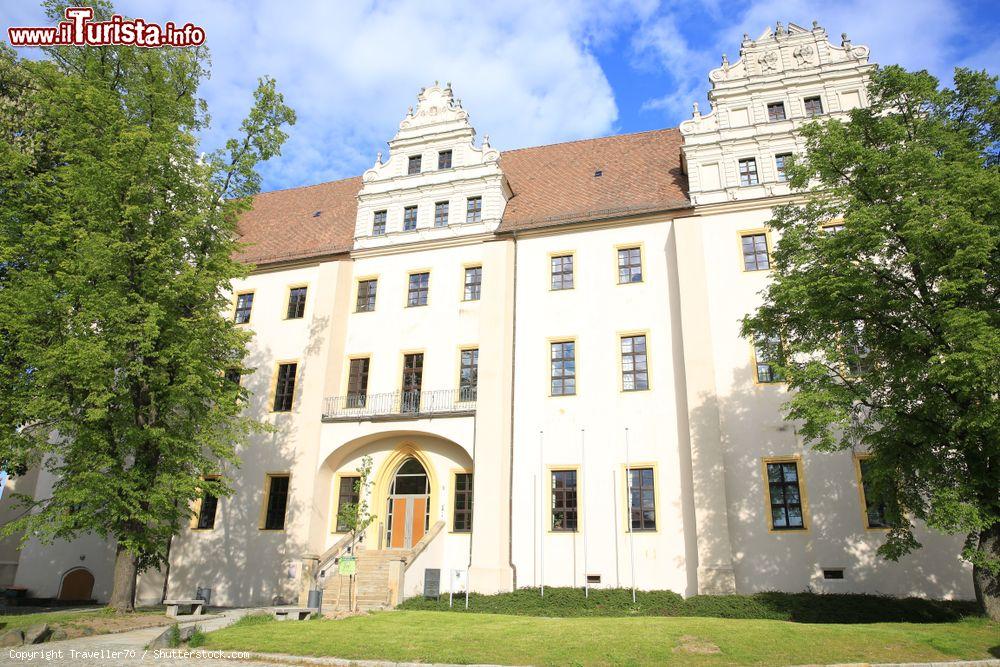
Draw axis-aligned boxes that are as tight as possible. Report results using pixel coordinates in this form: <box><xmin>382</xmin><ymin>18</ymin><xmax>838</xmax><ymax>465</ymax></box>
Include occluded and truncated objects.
<box><xmin>12</xmin><ymin>23</ymin><xmax>973</xmax><ymax>607</ymax></box>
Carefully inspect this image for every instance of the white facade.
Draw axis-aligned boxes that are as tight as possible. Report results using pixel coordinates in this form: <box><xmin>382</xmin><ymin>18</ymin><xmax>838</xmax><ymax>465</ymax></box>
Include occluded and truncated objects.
<box><xmin>11</xmin><ymin>24</ymin><xmax>973</xmax><ymax>605</ymax></box>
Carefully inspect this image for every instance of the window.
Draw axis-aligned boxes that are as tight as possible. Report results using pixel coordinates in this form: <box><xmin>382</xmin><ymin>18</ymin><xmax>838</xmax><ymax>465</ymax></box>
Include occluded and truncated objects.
<box><xmin>627</xmin><ymin>467</ymin><xmax>656</xmax><ymax>531</ymax></box>
<box><xmin>438</xmin><ymin>150</ymin><xmax>452</xmax><ymax>170</ymax></box>
<box><xmin>347</xmin><ymin>358</ymin><xmax>369</xmax><ymax>408</ymax></box>
<box><xmin>550</xmin><ymin>341</ymin><xmax>576</xmax><ymax>396</ymax></box>
<box><xmin>196</xmin><ymin>488</ymin><xmax>218</xmax><ymax>530</ymax></box>
<box><xmin>262</xmin><ymin>474</ymin><xmax>290</xmax><ymax>530</ymax></box>
<box><xmin>738</xmin><ymin>158</ymin><xmax>759</xmax><ymax>186</ymax></box>
<box><xmin>753</xmin><ymin>335</ymin><xmax>784</xmax><ymax>383</ymax></box>
<box><xmin>372</xmin><ymin>210</ymin><xmax>387</xmax><ymax>236</ymax></box>
<box><xmin>823</xmin><ymin>569</ymin><xmax>845</xmax><ymax>580</ymax></box>
<box><xmin>466</xmin><ymin>196</ymin><xmax>482</xmax><ymax>223</ymax></box>
<box><xmin>434</xmin><ymin>201</ymin><xmax>449</xmax><ymax>227</ymax></box>
<box><xmin>286</xmin><ymin>286</ymin><xmax>307</xmax><ymax>319</ymax></box>
<box><xmin>335</xmin><ymin>476</ymin><xmax>360</xmax><ymax>532</ymax></box>
<box><xmin>272</xmin><ymin>362</ymin><xmax>297</xmax><ymax>412</ymax></box>
<box><xmin>408</xmin><ymin>155</ymin><xmax>422</xmax><ymax>174</ymax></box>
<box><xmin>356</xmin><ymin>279</ymin><xmax>377</xmax><ymax>312</ymax></box>
<box><xmin>857</xmin><ymin>457</ymin><xmax>889</xmax><ymax>528</ymax></box>
<box><xmin>403</xmin><ymin>206</ymin><xmax>418</xmax><ymax>231</ymax></box>
<box><xmin>234</xmin><ymin>292</ymin><xmax>254</xmax><ymax>324</ymax></box>
<box><xmin>621</xmin><ymin>335</ymin><xmax>649</xmax><ymax>391</ymax></box>
<box><xmin>775</xmin><ymin>153</ymin><xmax>792</xmax><ymax>182</ymax></box>
<box><xmin>843</xmin><ymin>323</ymin><xmax>871</xmax><ymax>376</ymax></box>
<box><xmin>224</xmin><ymin>368</ymin><xmax>241</xmax><ymax>385</ymax></box>
<box><xmin>401</xmin><ymin>353</ymin><xmax>423</xmax><ymax>413</ymax></box>
<box><xmin>551</xmin><ymin>254</ymin><xmax>574</xmax><ymax>290</ymax></box>
<box><xmin>804</xmin><ymin>96</ymin><xmax>823</xmax><ymax>116</ymax></box>
<box><xmin>453</xmin><ymin>473</ymin><xmax>473</xmax><ymax>532</ymax></box>
<box><xmin>407</xmin><ymin>272</ymin><xmax>429</xmax><ymax>307</ymax></box>
<box><xmin>741</xmin><ymin>232</ymin><xmax>770</xmax><ymax>271</ymax></box>
<box><xmin>459</xmin><ymin>348</ymin><xmax>478</xmax><ymax>401</ymax></box>
<box><xmin>551</xmin><ymin>470</ymin><xmax>578</xmax><ymax>532</ymax></box>
<box><xmin>767</xmin><ymin>101</ymin><xmax>787</xmax><ymax>121</ymax></box>
<box><xmin>765</xmin><ymin>460</ymin><xmax>806</xmax><ymax>530</ymax></box>
<box><xmin>822</xmin><ymin>222</ymin><xmax>846</xmax><ymax>234</ymax></box>
<box><xmin>463</xmin><ymin>266</ymin><xmax>482</xmax><ymax>301</ymax></box>
<box><xmin>617</xmin><ymin>247</ymin><xmax>642</xmax><ymax>284</ymax></box>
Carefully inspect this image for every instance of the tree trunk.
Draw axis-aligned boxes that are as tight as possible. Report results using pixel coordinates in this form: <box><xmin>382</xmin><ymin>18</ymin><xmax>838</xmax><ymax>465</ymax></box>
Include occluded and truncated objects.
<box><xmin>972</xmin><ymin>523</ymin><xmax>1000</xmax><ymax>621</ymax></box>
<box><xmin>109</xmin><ymin>545</ymin><xmax>138</xmax><ymax>613</ymax></box>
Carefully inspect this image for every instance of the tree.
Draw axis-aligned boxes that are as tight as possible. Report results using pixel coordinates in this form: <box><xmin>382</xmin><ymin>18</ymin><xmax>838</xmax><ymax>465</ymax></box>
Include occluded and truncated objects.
<box><xmin>336</xmin><ymin>455</ymin><xmax>377</xmax><ymax>543</ymax></box>
<box><xmin>742</xmin><ymin>66</ymin><xmax>999</xmax><ymax>618</ymax></box>
<box><xmin>0</xmin><ymin>1</ymin><xmax>295</xmax><ymax>611</ymax></box>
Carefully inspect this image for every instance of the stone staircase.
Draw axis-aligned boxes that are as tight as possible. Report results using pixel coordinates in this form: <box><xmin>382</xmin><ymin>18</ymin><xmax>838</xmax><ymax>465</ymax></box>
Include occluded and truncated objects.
<box><xmin>322</xmin><ymin>548</ymin><xmax>409</xmax><ymax>612</ymax></box>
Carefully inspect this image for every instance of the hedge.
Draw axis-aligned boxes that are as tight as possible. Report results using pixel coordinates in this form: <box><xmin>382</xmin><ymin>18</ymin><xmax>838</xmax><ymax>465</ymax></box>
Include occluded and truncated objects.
<box><xmin>398</xmin><ymin>588</ymin><xmax>980</xmax><ymax>623</ymax></box>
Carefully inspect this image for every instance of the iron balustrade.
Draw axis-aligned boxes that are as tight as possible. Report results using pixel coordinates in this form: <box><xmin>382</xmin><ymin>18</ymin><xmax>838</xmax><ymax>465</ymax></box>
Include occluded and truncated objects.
<box><xmin>322</xmin><ymin>389</ymin><xmax>476</xmax><ymax>421</ymax></box>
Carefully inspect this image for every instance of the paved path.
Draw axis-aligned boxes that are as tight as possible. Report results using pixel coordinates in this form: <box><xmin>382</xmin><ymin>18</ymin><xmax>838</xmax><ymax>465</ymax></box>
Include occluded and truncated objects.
<box><xmin>0</xmin><ymin>608</ymin><xmax>276</xmax><ymax>666</ymax></box>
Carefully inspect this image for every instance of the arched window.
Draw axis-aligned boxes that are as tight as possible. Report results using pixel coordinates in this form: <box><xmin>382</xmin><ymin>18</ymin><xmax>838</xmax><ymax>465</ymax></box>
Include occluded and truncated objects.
<box><xmin>390</xmin><ymin>458</ymin><xmax>429</xmax><ymax>495</ymax></box>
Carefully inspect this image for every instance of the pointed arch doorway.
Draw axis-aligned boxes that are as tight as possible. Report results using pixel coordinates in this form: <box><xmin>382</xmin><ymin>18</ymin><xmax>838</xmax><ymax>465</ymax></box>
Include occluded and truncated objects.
<box><xmin>385</xmin><ymin>458</ymin><xmax>430</xmax><ymax>549</ymax></box>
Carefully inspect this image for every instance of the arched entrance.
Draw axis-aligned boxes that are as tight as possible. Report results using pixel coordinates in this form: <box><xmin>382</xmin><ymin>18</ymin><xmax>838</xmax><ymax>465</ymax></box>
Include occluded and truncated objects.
<box><xmin>57</xmin><ymin>567</ymin><xmax>94</xmax><ymax>601</ymax></box>
<box><xmin>385</xmin><ymin>458</ymin><xmax>430</xmax><ymax>549</ymax></box>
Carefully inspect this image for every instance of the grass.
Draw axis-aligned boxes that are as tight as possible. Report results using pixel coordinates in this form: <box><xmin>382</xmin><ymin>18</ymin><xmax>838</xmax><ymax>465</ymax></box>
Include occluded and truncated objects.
<box><xmin>399</xmin><ymin>588</ymin><xmax>980</xmax><ymax>623</ymax></box>
<box><xmin>204</xmin><ymin>610</ymin><xmax>1000</xmax><ymax>666</ymax></box>
<box><xmin>0</xmin><ymin>607</ymin><xmax>168</xmax><ymax>636</ymax></box>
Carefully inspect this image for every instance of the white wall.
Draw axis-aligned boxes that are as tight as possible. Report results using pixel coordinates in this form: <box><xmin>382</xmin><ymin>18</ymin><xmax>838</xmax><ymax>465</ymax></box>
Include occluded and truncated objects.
<box><xmin>510</xmin><ymin>219</ymin><xmax>698</xmax><ymax>594</ymax></box>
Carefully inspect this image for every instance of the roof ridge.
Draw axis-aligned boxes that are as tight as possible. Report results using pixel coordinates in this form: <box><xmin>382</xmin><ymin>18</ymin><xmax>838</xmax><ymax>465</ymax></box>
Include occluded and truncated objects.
<box><xmin>501</xmin><ymin>126</ymin><xmax>679</xmax><ymax>155</ymax></box>
<box><xmin>253</xmin><ymin>174</ymin><xmax>362</xmax><ymax>198</ymax></box>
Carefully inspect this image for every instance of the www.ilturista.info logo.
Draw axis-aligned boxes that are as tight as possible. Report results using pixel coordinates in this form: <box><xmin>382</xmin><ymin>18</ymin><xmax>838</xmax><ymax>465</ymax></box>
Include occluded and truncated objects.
<box><xmin>7</xmin><ymin>7</ymin><xmax>206</xmax><ymax>48</ymax></box>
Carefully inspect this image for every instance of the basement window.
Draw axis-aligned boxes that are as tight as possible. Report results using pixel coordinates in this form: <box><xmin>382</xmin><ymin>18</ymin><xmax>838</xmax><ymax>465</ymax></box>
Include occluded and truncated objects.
<box><xmin>822</xmin><ymin>568</ymin><xmax>845</xmax><ymax>580</ymax></box>
<box><xmin>586</xmin><ymin>574</ymin><xmax>601</xmax><ymax>584</ymax></box>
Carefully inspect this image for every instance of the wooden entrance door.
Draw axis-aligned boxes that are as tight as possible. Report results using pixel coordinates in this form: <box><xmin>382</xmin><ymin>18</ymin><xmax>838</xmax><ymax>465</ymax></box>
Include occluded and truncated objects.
<box><xmin>57</xmin><ymin>568</ymin><xmax>94</xmax><ymax>601</ymax></box>
<box><xmin>387</xmin><ymin>495</ymin><xmax>428</xmax><ymax>548</ymax></box>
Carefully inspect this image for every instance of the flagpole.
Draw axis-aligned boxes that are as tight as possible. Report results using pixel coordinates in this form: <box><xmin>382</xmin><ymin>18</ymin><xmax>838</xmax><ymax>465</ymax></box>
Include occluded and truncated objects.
<box><xmin>539</xmin><ymin>430</ymin><xmax>545</xmax><ymax>597</ymax></box>
<box><xmin>581</xmin><ymin>428</ymin><xmax>589</xmax><ymax>598</ymax></box>
<box><xmin>625</xmin><ymin>427</ymin><xmax>636</xmax><ymax>604</ymax></box>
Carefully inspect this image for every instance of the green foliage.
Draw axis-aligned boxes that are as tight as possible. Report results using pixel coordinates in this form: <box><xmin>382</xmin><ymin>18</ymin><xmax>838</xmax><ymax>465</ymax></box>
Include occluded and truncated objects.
<box><xmin>0</xmin><ymin>0</ymin><xmax>295</xmax><ymax>593</ymax></box>
<box><xmin>336</xmin><ymin>455</ymin><xmax>376</xmax><ymax>537</ymax></box>
<box><xmin>187</xmin><ymin>625</ymin><xmax>206</xmax><ymax>648</ymax></box>
<box><xmin>166</xmin><ymin>624</ymin><xmax>181</xmax><ymax>648</ymax></box>
<box><xmin>741</xmin><ymin>65</ymin><xmax>1000</xmax><ymax>575</ymax></box>
<box><xmin>398</xmin><ymin>587</ymin><xmax>980</xmax><ymax>623</ymax></box>
<box><xmin>229</xmin><ymin>613</ymin><xmax>275</xmax><ymax>628</ymax></box>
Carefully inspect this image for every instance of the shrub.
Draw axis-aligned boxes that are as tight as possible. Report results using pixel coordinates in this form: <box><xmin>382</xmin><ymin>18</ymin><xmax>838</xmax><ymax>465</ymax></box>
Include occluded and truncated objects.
<box><xmin>166</xmin><ymin>624</ymin><xmax>181</xmax><ymax>648</ymax></box>
<box><xmin>188</xmin><ymin>626</ymin><xmax>206</xmax><ymax>648</ymax></box>
<box><xmin>398</xmin><ymin>588</ymin><xmax>979</xmax><ymax>624</ymax></box>
<box><xmin>230</xmin><ymin>613</ymin><xmax>275</xmax><ymax>628</ymax></box>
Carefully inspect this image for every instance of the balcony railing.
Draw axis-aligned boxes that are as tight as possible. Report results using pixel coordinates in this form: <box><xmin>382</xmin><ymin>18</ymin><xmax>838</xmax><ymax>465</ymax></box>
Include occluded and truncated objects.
<box><xmin>322</xmin><ymin>389</ymin><xmax>476</xmax><ymax>422</ymax></box>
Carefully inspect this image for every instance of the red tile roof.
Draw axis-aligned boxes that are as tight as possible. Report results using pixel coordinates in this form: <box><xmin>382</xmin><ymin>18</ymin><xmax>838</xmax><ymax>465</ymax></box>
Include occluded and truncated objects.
<box><xmin>236</xmin><ymin>129</ymin><xmax>689</xmax><ymax>266</ymax></box>
<box><xmin>498</xmin><ymin>128</ymin><xmax>690</xmax><ymax>232</ymax></box>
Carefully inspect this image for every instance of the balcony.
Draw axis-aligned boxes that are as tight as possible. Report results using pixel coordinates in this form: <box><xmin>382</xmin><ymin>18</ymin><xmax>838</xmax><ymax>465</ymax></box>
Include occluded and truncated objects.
<box><xmin>321</xmin><ymin>389</ymin><xmax>476</xmax><ymax>422</ymax></box>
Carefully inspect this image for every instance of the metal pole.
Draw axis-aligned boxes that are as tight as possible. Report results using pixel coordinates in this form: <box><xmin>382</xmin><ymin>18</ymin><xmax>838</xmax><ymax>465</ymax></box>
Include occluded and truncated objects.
<box><xmin>465</xmin><ymin>570</ymin><xmax>469</xmax><ymax>609</ymax></box>
<box><xmin>581</xmin><ymin>428</ymin><xmax>589</xmax><ymax>598</ymax></box>
<box><xmin>539</xmin><ymin>430</ymin><xmax>546</xmax><ymax>597</ymax></box>
<box><xmin>625</xmin><ymin>427</ymin><xmax>636</xmax><ymax>604</ymax></box>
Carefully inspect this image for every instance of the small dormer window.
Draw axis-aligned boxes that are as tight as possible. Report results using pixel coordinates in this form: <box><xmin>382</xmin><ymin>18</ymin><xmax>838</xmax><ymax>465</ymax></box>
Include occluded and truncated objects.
<box><xmin>804</xmin><ymin>96</ymin><xmax>824</xmax><ymax>117</ymax></box>
<box><xmin>408</xmin><ymin>155</ymin><xmax>422</xmax><ymax>175</ymax></box>
<box><xmin>438</xmin><ymin>150</ymin><xmax>452</xmax><ymax>170</ymax></box>
<box><xmin>767</xmin><ymin>102</ymin><xmax>786</xmax><ymax>121</ymax></box>
<box><xmin>594</xmin><ymin>169</ymin><xmax>603</xmax><ymax>177</ymax></box>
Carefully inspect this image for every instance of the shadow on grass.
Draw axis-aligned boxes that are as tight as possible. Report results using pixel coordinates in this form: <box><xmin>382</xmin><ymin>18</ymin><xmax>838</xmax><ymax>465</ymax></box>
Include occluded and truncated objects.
<box><xmin>398</xmin><ymin>588</ymin><xmax>982</xmax><ymax>624</ymax></box>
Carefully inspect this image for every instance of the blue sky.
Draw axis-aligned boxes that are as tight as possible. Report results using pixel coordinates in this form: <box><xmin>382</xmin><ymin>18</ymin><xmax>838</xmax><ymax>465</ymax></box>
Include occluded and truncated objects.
<box><xmin>3</xmin><ymin>0</ymin><xmax>999</xmax><ymax>192</ymax></box>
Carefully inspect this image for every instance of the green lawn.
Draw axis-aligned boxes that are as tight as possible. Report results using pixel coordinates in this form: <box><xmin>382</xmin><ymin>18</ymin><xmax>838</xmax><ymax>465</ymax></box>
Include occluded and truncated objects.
<box><xmin>0</xmin><ymin>607</ymin><xmax>169</xmax><ymax>636</ymax></box>
<box><xmin>204</xmin><ymin>610</ymin><xmax>1000</xmax><ymax>666</ymax></box>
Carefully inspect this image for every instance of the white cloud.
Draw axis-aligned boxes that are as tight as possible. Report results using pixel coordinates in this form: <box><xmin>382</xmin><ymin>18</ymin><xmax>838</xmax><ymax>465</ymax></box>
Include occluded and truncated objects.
<box><xmin>131</xmin><ymin>0</ymin><xmax>649</xmax><ymax>189</ymax></box>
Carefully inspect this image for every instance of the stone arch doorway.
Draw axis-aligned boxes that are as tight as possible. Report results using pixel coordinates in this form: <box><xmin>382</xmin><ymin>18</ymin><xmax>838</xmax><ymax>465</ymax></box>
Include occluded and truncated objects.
<box><xmin>57</xmin><ymin>567</ymin><xmax>94</xmax><ymax>601</ymax></box>
<box><xmin>385</xmin><ymin>457</ymin><xmax>430</xmax><ymax>549</ymax></box>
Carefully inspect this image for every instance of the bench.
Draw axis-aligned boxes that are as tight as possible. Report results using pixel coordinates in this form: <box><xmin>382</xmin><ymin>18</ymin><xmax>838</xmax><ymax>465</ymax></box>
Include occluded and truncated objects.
<box><xmin>272</xmin><ymin>606</ymin><xmax>316</xmax><ymax>621</ymax></box>
<box><xmin>164</xmin><ymin>598</ymin><xmax>205</xmax><ymax>618</ymax></box>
